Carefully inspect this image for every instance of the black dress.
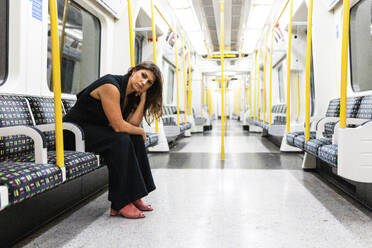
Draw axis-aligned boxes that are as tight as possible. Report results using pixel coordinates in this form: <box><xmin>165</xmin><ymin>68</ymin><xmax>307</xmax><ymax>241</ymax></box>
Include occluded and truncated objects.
<box><xmin>63</xmin><ymin>74</ymin><xmax>156</xmax><ymax>210</ymax></box>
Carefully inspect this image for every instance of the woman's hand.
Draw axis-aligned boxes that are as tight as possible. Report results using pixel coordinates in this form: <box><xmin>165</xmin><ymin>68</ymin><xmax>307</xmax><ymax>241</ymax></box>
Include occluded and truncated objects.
<box><xmin>140</xmin><ymin>91</ymin><xmax>147</xmax><ymax>103</ymax></box>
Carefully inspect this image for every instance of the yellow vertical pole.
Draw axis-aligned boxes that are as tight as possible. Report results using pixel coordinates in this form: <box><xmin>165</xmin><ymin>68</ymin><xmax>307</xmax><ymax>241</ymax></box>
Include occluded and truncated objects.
<box><xmin>127</xmin><ymin>0</ymin><xmax>135</xmax><ymax>67</ymax></box>
<box><xmin>305</xmin><ymin>0</ymin><xmax>313</xmax><ymax>141</ymax></box>
<box><xmin>286</xmin><ymin>0</ymin><xmax>294</xmax><ymax>133</ymax></box>
<box><xmin>254</xmin><ymin>52</ymin><xmax>257</xmax><ymax>119</ymax></box>
<box><xmin>150</xmin><ymin>0</ymin><xmax>159</xmax><ymax>132</ymax></box>
<box><xmin>220</xmin><ymin>0</ymin><xmax>225</xmax><ymax>160</ymax></box>
<box><xmin>263</xmin><ymin>32</ymin><xmax>268</xmax><ymax>124</ymax></box>
<box><xmin>49</xmin><ymin>0</ymin><xmax>65</xmax><ymax>171</ymax></box>
<box><xmin>187</xmin><ymin>45</ymin><xmax>192</xmax><ymax>116</ymax></box>
<box><xmin>250</xmin><ymin>69</ymin><xmax>254</xmax><ymax>117</ymax></box>
<box><xmin>175</xmin><ymin>32</ymin><xmax>180</xmax><ymax>126</ymax></box>
<box><xmin>256</xmin><ymin>49</ymin><xmax>261</xmax><ymax>121</ymax></box>
<box><xmin>340</xmin><ymin>0</ymin><xmax>350</xmax><ymax>129</ymax></box>
<box><xmin>296</xmin><ymin>76</ymin><xmax>300</xmax><ymax>119</ymax></box>
<box><xmin>182</xmin><ymin>35</ymin><xmax>187</xmax><ymax>124</ymax></box>
<box><xmin>201</xmin><ymin>73</ymin><xmax>203</xmax><ymax>119</ymax></box>
<box><xmin>269</xmin><ymin>31</ymin><xmax>274</xmax><ymax>125</ymax></box>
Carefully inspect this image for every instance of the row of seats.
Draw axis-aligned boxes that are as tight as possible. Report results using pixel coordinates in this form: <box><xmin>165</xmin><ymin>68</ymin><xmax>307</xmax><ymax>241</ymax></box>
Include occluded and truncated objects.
<box><xmin>161</xmin><ymin>106</ymin><xmax>191</xmax><ymax>142</ymax></box>
<box><xmin>287</xmin><ymin>96</ymin><xmax>372</xmax><ymax>167</ymax></box>
<box><xmin>246</xmin><ymin>104</ymin><xmax>287</xmax><ymax>131</ymax></box>
<box><xmin>0</xmin><ymin>95</ymin><xmax>159</xmax><ymax>210</ymax></box>
<box><xmin>0</xmin><ymin>95</ymin><xmax>99</xmax><ymax>209</ymax></box>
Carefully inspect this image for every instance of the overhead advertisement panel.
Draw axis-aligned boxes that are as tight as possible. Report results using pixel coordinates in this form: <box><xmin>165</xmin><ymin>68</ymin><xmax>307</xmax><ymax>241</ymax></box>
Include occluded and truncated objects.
<box><xmin>96</xmin><ymin>0</ymin><xmax>124</xmax><ymax>19</ymax></box>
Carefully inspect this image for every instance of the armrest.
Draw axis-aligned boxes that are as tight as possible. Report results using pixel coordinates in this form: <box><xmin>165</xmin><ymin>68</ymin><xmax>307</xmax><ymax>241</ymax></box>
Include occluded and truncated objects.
<box><xmin>315</xmin><ymin>117</ymin><xmax>340</xmax><ymax>139</ymax></box>
<box><xmin>0</xmin><ymin>185</ymin><xmax>9</xmax><ymax>211</ymax></box>
<box><xmin>333</xmin><ymin>118</ymin><xmax>371</xmax><ymax>144</ymax></box>
<box><xmin>0</xmin><ymin>126</ymin><xmax>48</xmax><ymax>164</ymax></box>
<box><xmin>36</xmin><ymin>122</ymin><xmax>85</xmax><ymax>152</ymax></box>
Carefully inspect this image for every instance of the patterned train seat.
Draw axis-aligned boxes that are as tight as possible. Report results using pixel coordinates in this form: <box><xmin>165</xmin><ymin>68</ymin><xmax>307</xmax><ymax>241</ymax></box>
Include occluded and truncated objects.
<box><xmin>62</xmin><ymin>99</ymin><xmax>76</xmax><ymax>114</ymax></box>
<box><xmin>0</xmin><ymin>162</ymin><xmax>63</xmax><ymax>205</ymax></box>
<box><xmin>317</xmin><ymin>96</ymin><xmax>372</xmax><ymax>167</ymax></box>
<box><xmin>26</xmin><ymin>96</ymin><xmax>100</xmax><ymax>179</ymax></box>
<box><xmin>0</xmin><ymin>95</ymin><xmax>62</xmax><ymax>206</ymax></box>
<box><xmin>286</xmin><ymin>98</ymin><xmax>341</xmax><ymax>148</ymax></box>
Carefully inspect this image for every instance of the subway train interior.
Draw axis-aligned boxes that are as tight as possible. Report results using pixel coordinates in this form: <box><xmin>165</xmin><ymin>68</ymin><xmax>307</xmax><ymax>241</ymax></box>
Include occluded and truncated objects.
<box><xmin>1</xmin><ymin>0</ymin><xmax>372</xmax><ymax>247</ymax></box>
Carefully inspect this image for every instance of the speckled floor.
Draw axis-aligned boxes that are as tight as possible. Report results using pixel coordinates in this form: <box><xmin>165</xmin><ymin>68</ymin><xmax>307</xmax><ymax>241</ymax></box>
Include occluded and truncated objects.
<box><xmin>16</xmin><ymin>120</ymin><xmax>372</xmax><ymax>248</ymax></box>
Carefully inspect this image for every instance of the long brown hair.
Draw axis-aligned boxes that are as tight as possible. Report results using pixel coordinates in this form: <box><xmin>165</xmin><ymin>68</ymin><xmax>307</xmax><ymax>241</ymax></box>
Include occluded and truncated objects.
<box><xmin>127</xmin><ymin>61</ymin><xmax>163</xmax><ymax>124</ymax></box>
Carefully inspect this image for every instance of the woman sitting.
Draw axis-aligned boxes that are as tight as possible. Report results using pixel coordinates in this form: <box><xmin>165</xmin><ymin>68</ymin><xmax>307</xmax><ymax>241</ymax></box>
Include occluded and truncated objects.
<box><xmin>64</xmin><ymin>61</ymin><xmax>163</xmax><ymax>219</ymax></box>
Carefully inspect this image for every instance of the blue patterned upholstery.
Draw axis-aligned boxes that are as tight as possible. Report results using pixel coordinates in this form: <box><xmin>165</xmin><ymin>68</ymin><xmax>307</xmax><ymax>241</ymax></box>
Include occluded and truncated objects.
<box><xmin>287</xmin><ymin>131</ymin><xmax>315</xmax><ymax>146</ymax></box>
<box><xmin>0</xmin><ymin>162</ymin><xmax>63</xmax><ymax>205</ymax></box>
<box><xmin>356</xmin><ymin>96</ymin><xmax>372</xmax><ymax>119</ymax></box>
<box><xmin>294</xmin><ymin>135</ymin><xmax>306</xmax><ymax>149</ymax></box>
<box><xmin>304</xmin><ymin>138</ymin><xmax>332</xmax><ymax>156</ymax></box>
<box><xmin>318</xmin><ymin>144</ymin><xmax>338</xmax><ymax>167</ymax></box>
<box><xmin>325</xmin><ymin>98</ymin><xmax>340</xmax><ymax>117</ymax></box>
<box><xmin>26</xmin><ymin>97</ymin><xmax>58</xmax><ymax>150</ymax></box>
<box><xmin>0</xmin><ymin>95</ymin><xmax>35</xmax><ymax>161</ymax></box>
<box><xmin>14</xmin><ymin>151</ymin><xmax>99</xmax><ymax>180</ymax></box>
<box><xmin>286</xmin><ymin>132</ymin><xmax>302</xmax><ymax>145</ymax></box>
<box><xmin>62</xmin><ymin>99</ymin><xmax>76</xmax><ymax>114</ymax></box>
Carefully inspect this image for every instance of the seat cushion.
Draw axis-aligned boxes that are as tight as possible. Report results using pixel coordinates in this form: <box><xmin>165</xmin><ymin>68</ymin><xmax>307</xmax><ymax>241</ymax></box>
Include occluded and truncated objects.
<box><xmin>294</xmin><ymin>135</ymin><xmax>306</xmax><ymax>150</ymax></box>
<box><xmin>304</xmin><ymin>138</ymin><xmax>332</xmax><ymax>156</ymax></box>
<box><xmin>13</xmin><ymin>151</ymin><xmax>99</xmax><ymax>180</ymax></box>
<box><xmin>324</xmin><ymin>122</ymin><xmax>337</xmax><ymax>138</ymax></box>
<box><xmin>0</xmin><ymin>162</ymin><xmax>63</xmax><ymax>205</ymax></box>
<box><xmin>318</xmin><ymin>144</ymin><xmax>338</xmax><ymax>167</ymax></box>
<box><xmin>286</xmin><ymin>131</ymin><xmax>304</xmax><ymax>146</ymax></box>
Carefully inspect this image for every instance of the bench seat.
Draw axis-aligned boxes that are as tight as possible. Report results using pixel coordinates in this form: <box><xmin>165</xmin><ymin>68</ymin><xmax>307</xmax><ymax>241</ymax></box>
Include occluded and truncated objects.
<box><xmin>0</xmin><ymin>162</ymin><xmax>63</xmax><ymax>205</ymax></box>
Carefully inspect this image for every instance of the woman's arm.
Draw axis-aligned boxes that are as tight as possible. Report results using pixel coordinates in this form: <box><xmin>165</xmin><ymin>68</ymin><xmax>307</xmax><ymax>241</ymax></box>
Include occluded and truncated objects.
<box><xmin>94</xmin><ymin>84</ymin><xmax>146</xmax><ymax>141</ymax></box>
<box><xmin>127</xmin><ymin>92</ymin><xmax>146</xmax><ymax>126</ymax></box>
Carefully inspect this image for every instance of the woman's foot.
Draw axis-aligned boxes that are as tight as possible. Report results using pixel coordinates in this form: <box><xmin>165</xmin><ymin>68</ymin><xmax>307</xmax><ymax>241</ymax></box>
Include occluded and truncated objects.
<box><xmin>133</xmin><ymin>199</ymin><xmax>153</xmax><ymax>211</ymax></box>
<box><xmin>110</xmin><ymin>203</ymin><xmax>145</xmax><ymax>219</ymax></box>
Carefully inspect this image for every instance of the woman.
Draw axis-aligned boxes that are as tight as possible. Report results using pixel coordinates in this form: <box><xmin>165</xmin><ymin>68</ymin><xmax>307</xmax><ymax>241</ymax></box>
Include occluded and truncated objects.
<box><xmin>64</xmin><ymin>61</ymin><xmax>163</xmax><ymax>219</ymax></box>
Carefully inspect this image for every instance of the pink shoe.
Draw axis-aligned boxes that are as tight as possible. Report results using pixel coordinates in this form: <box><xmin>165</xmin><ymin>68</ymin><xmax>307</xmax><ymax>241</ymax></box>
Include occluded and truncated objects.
<box><xmin>110</xmin><ymin>203</ymin><xmax>145</xmax><ymax>219</ymax></box>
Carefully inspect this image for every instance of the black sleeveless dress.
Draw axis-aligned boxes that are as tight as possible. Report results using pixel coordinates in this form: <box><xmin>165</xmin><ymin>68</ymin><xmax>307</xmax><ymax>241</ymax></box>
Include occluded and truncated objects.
<box><xmin>63</xmin><ymin>74</ymin><xmax>156</xmax><ymax>210</ymax></box>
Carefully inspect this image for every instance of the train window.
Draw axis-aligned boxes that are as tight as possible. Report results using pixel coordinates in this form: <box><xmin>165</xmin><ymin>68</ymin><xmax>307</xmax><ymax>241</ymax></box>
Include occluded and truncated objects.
<box><xmin>47</xmin><ymin>0</ymin><xmax>101</xmax><ymax>94</ymax></box>
<box><xmin>135</xmin><ymin>34</ymin><xmax>144</xmax><ymax>65</ymax></box>
<box><xmin>0</xmin><ymin>0</ymin><xmax>8</xmax><ymax>85</ymax></box>
<box><xmin>350</xmin><ymin>0</ymin><xmax>372</xmax><ymax>92</ymax></box>
<box><xmin>166</xmin><ymin>67</ymin><xmax>175</xmax><ymax>104</ymax></box>
<box><xmin>277</xmin><ymin>65</ymin><xmax>285</xmax><ymax>103</ymax></box>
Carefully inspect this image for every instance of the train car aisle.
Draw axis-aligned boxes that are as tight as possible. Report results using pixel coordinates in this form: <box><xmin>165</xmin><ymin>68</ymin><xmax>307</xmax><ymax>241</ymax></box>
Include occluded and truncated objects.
<box><xmin>17</xmin><ymin>120</ymin><xmax>372</xmax><ymax>248</ymax></box>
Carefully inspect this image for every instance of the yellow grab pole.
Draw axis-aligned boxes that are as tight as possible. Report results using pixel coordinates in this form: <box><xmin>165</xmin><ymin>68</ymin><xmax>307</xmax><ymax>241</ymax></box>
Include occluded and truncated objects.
<box><xmin>150</xmin><ymin>0</ymin><xmax>159</xmax><ymax>132</ymax></box>
<box><xmin>269</xmin><ymin>0</ymin><xmax>290</xmax><ymax>125</ymax></box>
<box><xmin>286</xmin><ymin>0</ymin><xmax>294</xmax><ymax>133</ymax></box>
<box><xmin>49</xmin><ymin>0</ymin><xmax>65</xmax><ymax>170</ymax></box>
<box><xmin>187</xmin><ymin>44</ymin><xmax>192</xmax><ymax>116</ymax></box>
<box><xmin>305</xmin><ymin>0</ymin><xmax>313</xmax><ymax>141</ymax></box>
<box><xmin>220</xmin><ymin>0</ymin><xmax>225</xmax><ymax>160</ymax></box>
<box><xmin>296</xmin><ymin>76</ymin><xmax>300</xmax><ymax>119</ymax></box>
<box><xmin>175</xmin><ymin>32</ymin><xmax>180</xmax><ymax>126</ymax></box>
<box><xmin>59</xmin><ymin>0</ymin><xmax>68</xmax><ymax>63</ymax></box>
<box><xmin>254</xmin><ymin>52</ymin><xmax>257</xmax><ymax>119</ymax></box>
<box><xmin>128</xmin><ymin>0</ymin><xmax>135</xmax><ymax>67</ymax></box>
<box><xmin>182</xmin><ymin>35</ymin><xmax>187</xmax><ymax>124</ymax></box>
<box><xmin>256</xmin><ymin>49</ymin><xmax>261</xmax><ymax>121</ymax></box>
<box><xmin>269</xmin><ymin>31</ymin><xmax>274</xmax><ymax>125</ymax></box>
<box><xmin>340</xmin><ymin>0</ymin><xmax>350</xmax><ymax>129</ymax></box>
<box><xmin>263</xmin><ymin>32</ymin><xmax>268</xmax><ymax>124</ymax></box>
<box><xmin>201</xmin><ymin>73</ymin><xmax>203</xmax><ymax>119</ymax></box>
<box><xmin>250</xmin><ymin>69</ymin><xmax>254</xmax><ymax>117</ymax></box>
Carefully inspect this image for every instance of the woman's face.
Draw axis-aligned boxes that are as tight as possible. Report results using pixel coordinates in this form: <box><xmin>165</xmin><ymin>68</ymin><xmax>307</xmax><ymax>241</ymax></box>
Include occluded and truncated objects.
<box><xmin>129</xmin><ymin>69</ymin><xmax>156</xmax><ymax>95</ymax></box>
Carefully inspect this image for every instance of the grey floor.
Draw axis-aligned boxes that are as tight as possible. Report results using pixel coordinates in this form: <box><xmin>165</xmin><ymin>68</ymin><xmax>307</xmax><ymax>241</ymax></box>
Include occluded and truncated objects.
<box><xmin>17</xmin><ymin>120</ymin><xmax>372</xmax><ymax>248</ymax></box>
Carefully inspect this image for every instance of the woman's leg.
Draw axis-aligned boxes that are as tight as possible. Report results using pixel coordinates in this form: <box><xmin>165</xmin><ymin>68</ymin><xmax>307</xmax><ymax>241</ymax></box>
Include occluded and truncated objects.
<box><xmin>107</xmin><ymin>133</ymin><xmax>150</xmax><ymax>211</ymax></box>
<box><xmin>129</xmin><ymin>134</ymin><xmax>156</xmax><ymax>192</ymax></box>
